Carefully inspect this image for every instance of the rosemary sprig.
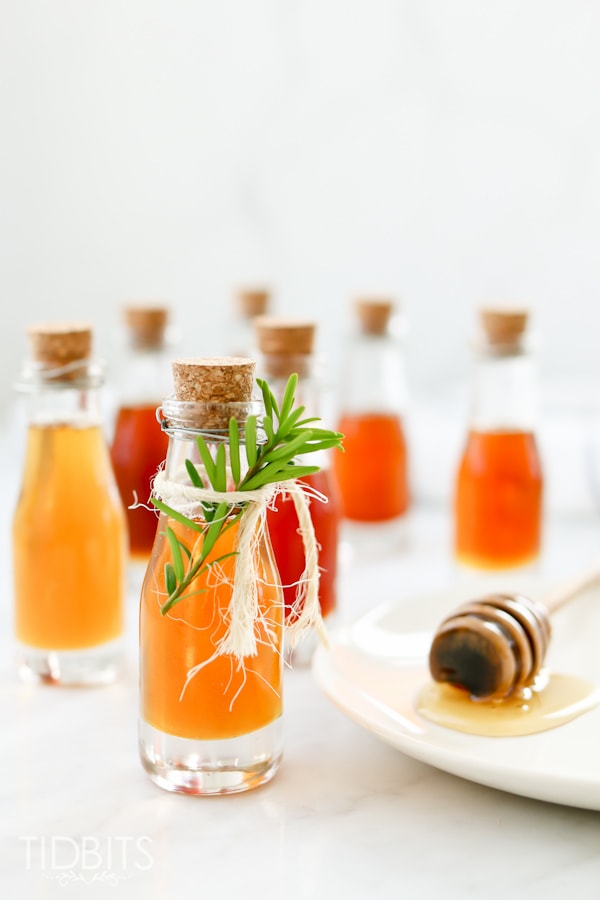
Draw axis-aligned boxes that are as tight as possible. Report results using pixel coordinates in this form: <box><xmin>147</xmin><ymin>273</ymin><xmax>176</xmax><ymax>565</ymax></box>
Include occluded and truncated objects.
<box><xmin>152</xmin><ymin>373</ymin><xmax>344</xmax><ymax>615</ymax></box>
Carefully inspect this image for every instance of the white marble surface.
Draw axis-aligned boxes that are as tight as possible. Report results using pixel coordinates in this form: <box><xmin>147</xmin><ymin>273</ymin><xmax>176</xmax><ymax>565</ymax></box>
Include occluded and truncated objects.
<box><xmin>2</xmin><ymin>499</ymin><xmax>600</xmax><ymax>899</ymax></box>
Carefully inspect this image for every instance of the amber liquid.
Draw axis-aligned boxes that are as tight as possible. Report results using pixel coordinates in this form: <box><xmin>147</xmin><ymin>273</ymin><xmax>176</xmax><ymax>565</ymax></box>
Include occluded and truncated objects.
<box><xmin>140</xmin><ymin>516</ymin><xmax>283</xmax><ymax>741</ymax></box>
<box><xmin>266</xmin><ymin>468</ymin><xmax>340</xmax><ymax>620</ymax></box>
<box><xmin>13</xmin><ymin>424</ymin><xmax>126</xmax><ymax>649</ymax></box>
<box><xmin>333</xmin><ymin>412</ymin><xmax>409</xmax><ymax>521</ymax></box>
<box><xmin>454</xmin><ymin>430</ymin><xmax>543</xmax><ymax>569</ymax></box>
<box><xmin>418</xmin><ymin>672</ymin><xmax>600</xmax><ymax>737</ymax></box>
<box><xmin>110</xmin><ymin>404</ymin><xmax>168</xmax><ymax>560</ymax></box>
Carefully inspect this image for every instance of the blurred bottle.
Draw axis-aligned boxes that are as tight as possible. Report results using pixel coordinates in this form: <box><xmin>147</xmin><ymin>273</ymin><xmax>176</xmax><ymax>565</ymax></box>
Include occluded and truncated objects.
<box><xmin>110</xmin><ymin>306</ymin><xmax>172</xmax><ymax>563</ymax></box>
<box><xmin>333</xmin><ymin>299</ymin><xmax>410</xmax><ymax>522</ymax></box>
<box><xmin>229</xmin><ymin>287</ymin><xmax>271</xmax><ymax>357</ymax></box>
<box><xmin>454</xmin><ymin>308</ymin><xmax>543</xmax><ymax>570</ymax></box>
<box><xmin>13</xmin><ymin>323</ymin><xmax>126</xmax><ymax>684</ymax></box>
<box><xmin>255</xmin><ymin>316</ymin><xmax>341</xmax><ymax>632</ymax></box>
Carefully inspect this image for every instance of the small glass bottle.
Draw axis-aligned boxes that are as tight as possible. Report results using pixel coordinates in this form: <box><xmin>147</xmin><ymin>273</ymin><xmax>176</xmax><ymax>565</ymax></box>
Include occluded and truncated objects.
<box><xmin>110</xmin><ymin>306</ymin><xmax>171</xmax><ymax>563</ymax></box>
<box><xmin>333</xmin><ymin>299</ymin><xmax>410</xmax><ymax>521</ymax></box>
<box><xmin>254</xmin><ymin>316</ymin><xmax>341</xmax><ymax>630</ymax></box>
<box><xmin>12</xmin><ymin>323</ymin><xmax>127</xmax><ymax>684</ymax></box>
<box><xmin>139</xmin><ymin>357</ymin><xmax>285</xmax><ymax>795</ymax></box>
<box><xmin>454</xmin><ymin>308</ymin><xmax>543</xmax><ymax>570</ymax></box>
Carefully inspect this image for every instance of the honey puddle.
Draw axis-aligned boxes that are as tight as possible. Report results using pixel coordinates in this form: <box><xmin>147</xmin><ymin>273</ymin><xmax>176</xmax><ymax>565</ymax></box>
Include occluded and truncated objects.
<box><xmin>417</xmin><ymin>670</ymin><xmax>600</xmax><ymax>737</ymax></box>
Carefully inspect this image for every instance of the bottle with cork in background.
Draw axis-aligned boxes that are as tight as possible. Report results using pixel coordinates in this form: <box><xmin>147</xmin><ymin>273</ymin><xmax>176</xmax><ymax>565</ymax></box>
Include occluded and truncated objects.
<box><xmin>254</xmin><ymin>316</ymin><xmax>342</xmax><ymax>653</ymax></box>
<box><xmin>333</xmin><ymin>298</ymin><xmax>411</xmax><ymax>527</ymax></box>
<box><xmin>12</xmin><ymin>323</ymin><xmax>127</xmax><ymax>684</ymax></box>
<box><xmin>109</xmin><ymin>305</ymin><xmax>173</xmax><ymax>568</ymax></box>
<box><xmin>139</xmin><ymin>355</ymin><xmax>342</xmax><ymax>794</ymax></box>
<box><xmin>454</xmin><ymin>307</ymin><xmax>544</xmax><ymax>571</ymax></box>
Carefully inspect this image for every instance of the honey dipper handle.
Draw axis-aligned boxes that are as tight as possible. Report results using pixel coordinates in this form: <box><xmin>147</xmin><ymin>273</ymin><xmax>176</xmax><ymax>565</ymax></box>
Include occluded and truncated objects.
<box><xmin>543</xmin><ymin>563</ymin><xmax>600</xmax><ymax>614</ymax></box>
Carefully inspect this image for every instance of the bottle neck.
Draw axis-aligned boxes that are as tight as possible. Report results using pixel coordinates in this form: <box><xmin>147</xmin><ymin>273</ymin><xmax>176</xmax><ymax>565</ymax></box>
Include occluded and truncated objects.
<box><xmin>19</xmin><ymin>380</ymin><xmax>105</xmax><ymax>428</ymax></box>
<box><xmin>257</xmin><ymin>359</ymin><xmax>321</xmax><ymax>415</ymax></box>
<box><xmin>116</xmin><ymin>344</ymin><xmax>173</xmax><ymax>405</ymax></box>
<box><xmin>469</xmin><ymin>350</ymin><xmax>538</xmax><ymax>431</ymax></box>
<box><xmin>159</xmin><ymin>398</ymin><xmax>262</xmax><ymax>487</ymax></box>
<box><xmin>338</xmin><ymin>332</ymin><xmax>408</xmax><ymax>414</ymax></box>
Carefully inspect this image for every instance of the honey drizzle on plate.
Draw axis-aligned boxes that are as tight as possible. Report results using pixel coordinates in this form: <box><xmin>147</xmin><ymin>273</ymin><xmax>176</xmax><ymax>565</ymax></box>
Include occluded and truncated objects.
<box><xmin>417</xmin><ymin>670</ymin><xmax>600</xmax><ymax>737</ymax></box>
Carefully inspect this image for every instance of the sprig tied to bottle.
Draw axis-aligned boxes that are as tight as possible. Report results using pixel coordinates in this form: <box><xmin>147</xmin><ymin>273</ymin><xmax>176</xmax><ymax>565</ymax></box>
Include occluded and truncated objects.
<box><xmin>151</xmin><ymin>373</ymin><xmax>344</xmax><ymax>620</ymax></box>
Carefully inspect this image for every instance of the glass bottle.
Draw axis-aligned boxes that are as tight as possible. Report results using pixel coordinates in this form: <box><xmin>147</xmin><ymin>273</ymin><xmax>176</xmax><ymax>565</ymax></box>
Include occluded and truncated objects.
<box><xmin>139</xmin><ymin>357</ymin><xmax>284</xmax><ymax>795</ymax></box>
<box><xmin>12</xmin><ymin>323</ymin><xmax>127</xmax><ymax>684</ymax></box>
<box><xmin>333</xmin><ymin>299</ymin><xmax>410</xmax><ymax>521</ymax></box>
<box><xmin>454</xmin><ymin>308</ymin><xmax>543</xmax><ymax>570</ymax></box>
<box><xmin>110</xmin><ymin>306</ymin><xmax>171</xmax><ymax>563</ymax></box>
<box><xmin>254</xmin><ymin>317</ymin><xmax>341</xmax><ymax>633</ymax></box>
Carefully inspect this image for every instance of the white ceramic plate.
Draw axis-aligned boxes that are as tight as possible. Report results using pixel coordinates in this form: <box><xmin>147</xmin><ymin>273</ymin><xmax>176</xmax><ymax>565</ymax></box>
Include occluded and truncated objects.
<box><xmin>313</xmin><ymin>577</ymin><xmax>600</xmax><ymax>810</ymax></box>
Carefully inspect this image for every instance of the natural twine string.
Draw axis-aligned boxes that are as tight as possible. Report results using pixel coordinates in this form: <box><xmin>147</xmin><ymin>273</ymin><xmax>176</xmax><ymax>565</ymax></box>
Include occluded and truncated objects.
<box><xmin>151</xmin><ymin>469</ymin><xmax>328</xmax><ymax>662</ymax></box>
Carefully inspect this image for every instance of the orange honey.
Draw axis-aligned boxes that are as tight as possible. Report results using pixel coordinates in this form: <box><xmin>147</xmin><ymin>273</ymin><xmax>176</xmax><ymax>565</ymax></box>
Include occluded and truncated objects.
<box><xmin>13</xmin><ymin>423</ymin><xmax>126</xmax><ymax>649</ymax></box>
<box><xmin>333</xmin><ymin>412</ymin><xmax>409</xmax><ymax>521</ymax></box>
<box><xmin>140</xmin><ymin>515</ymin><xmax>283</xmax><ymax>741</ymax></box>
<box><xmin>454</xmin><ymin>429</ymin><xmax>543</xmax><ymax>569</ymax></box>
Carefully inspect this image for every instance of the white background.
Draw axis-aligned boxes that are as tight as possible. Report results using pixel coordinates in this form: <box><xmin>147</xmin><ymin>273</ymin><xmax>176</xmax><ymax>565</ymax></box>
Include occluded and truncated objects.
<box><xmin>2</xmin><ymin>1</ymin><xmax>600</xmax><ymax>510</ymax></box>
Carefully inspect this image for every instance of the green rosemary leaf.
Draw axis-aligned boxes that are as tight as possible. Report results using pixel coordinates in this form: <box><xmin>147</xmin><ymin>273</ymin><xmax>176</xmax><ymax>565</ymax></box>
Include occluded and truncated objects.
<box><xmin>245</xmin><ymin>415</ymin><xmax>257</xmax><ymax>467</ymax></box>
<box><xmin>261</xmin><ymin>430</ymin><xmax>313</xmax><ymax>464</ymax></box>
<box><xmin>202</xmin><ymin>502</ymin><xmax>216</xmax><ymax>523</ymax></box>
<box><xmin>304</xmin><ymin>437</ymin><xmax>346</xmax><ymax>451</ymax></box>
<box><xmin>279</xmin><ymin>373</ymin><xmax>298</xmax><ymax>422</ymax></box>
<box><xmin>184</xmin><ymin>458</ymin><xmax>204</xmax><ymax>488</ymax></box>
<box><xmin>164</xmin><ymin>562</ymin><xmax>177</xmax><ymax>596</ymax></box>
<box><xmin>151</xmin><ymin>497</ymin><xmax>203</xmax><ymax>532</ymax></box>
<box><xmin>258</xmin><ymin>377</ymin><xmax>273</xmax><ymax>420</ymax></box>
<box><xmin>263</xmin><ymin>414</ymin><xmax>274</xmax><ymax>443</ymax></box>
<box><xmin>291</xmin><ymin>416</ymin><xmax>320</xmax><ymax>428</ymax></box>
<box><xmin>244</xmin><ymin>463</ymin><xmax>320</xmax><ymax>489</ymax></box>
<box><xmin>202</xmin><ymin>502</ymin><xmax>230</xmax><ymax>557</ymax></box>
<box><xmin>229</xmin><ymin>417</ymin><xmax>241</xmax><ymax>486</ymax></box>
<box><xmin>276</xmin><ymin>464</ymin><xmax>320</xmax><ymax>480</ymax></box>
<box><xmin>275</xmin><ymin>405</ymin><xmax>306</xmax><ymax>439</ymax></box>
<box><xmin>214</xmin><ymin>443</ymin><xmax>227</xmax><ymax>492</ymax></box>
<box><xmin>257</xmin><ymin>377</ymin><xmax>279</xmax><ymax>418</ymax></box>
<box><xmin>165</xmin><ymin>526</ymin><xmax>185</xmax><ymax>582</ymax></box>
<box><xmin>304</xmin><ymin>427</ymin><xmax>345</xmax><ymax>440</ymax></box>
<box><xmin>196</xmin><ymin>434</ymin><xmax>217</xmax><ymax>486</ymax></box>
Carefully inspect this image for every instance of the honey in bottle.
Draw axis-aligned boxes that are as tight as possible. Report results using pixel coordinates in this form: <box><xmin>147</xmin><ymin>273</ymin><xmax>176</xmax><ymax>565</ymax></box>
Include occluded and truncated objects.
<box><xmin>110</xmin><ymin>306</ymin><xmax>171</xmax><ymax>562</ymax></box>
<box><xmin>254</xmin><ymin>317</ymin><xmax>341</xmax><ymax>625</ymax></box>
<box><xmin>12</xmin><ymin>323</ymin><xmax>127</xmax><ymax>684</ymax></box>
<box><xmin>333</xmin><ymin>299</ymin><xmax>410</xmax><ymax>521</ymax></box>
<box><xmin>139</xmin><ymin>357</ymin><xmax>285</xmax><ymax>795</ymax></box>
<box><xmin>454</xmin><ymin>308</ymin><xmax>543</xmax><ymax>570</ymax></box>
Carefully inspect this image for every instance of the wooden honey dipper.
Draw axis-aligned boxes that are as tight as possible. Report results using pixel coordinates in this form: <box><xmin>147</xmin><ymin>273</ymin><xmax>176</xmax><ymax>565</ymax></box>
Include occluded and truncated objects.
<box><xmin>428</xmin><ymin>564</ymin><xmax>600</xmax><ymax>700</ymax></box>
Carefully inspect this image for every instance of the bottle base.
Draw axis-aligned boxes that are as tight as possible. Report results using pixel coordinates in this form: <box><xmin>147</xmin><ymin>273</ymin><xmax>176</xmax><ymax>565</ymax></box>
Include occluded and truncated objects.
<box><xmin>17</xmin><ymin>639</ymin><xmax>122</xmax><ymax>686</ymax></box>
<box><xmin>139</xmin><ymin>717</ymin><xmax>284</xmax><ymax>795</ymax></box>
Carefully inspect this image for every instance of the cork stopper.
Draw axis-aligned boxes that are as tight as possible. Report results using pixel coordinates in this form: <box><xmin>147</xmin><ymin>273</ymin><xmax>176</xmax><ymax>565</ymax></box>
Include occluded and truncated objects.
<box><xmin>27</xmin><ymin>322</ymin><xmax>93</xmax><ymax>381</ymax></box>
<box><xmin>237</xmin><ymin>288</ymin><xmax>270</xmax><ymax>319</ymax></box>
<box><xmin>253</xmin><ymin>317</ymin><xmax>316</xmax><ymax>379</ymax></box>
<box><xmin>355</xmin><ymin>299</ymin><xmax>394</xmax><ymax>336</ymax></box>
<box><xmin>479</xmin><ymin>308</ymin><xmax>529</xmax><ymax>350</ymax></box>
<box><xmin>171</xmin><ymin>356</ymin><xmax>256</xmax><ymax>429</ymax></box>
<box><xmin>124</xmin><ymin>306</ymin><xmax>168</xmax><ymax>349</ymax></box>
